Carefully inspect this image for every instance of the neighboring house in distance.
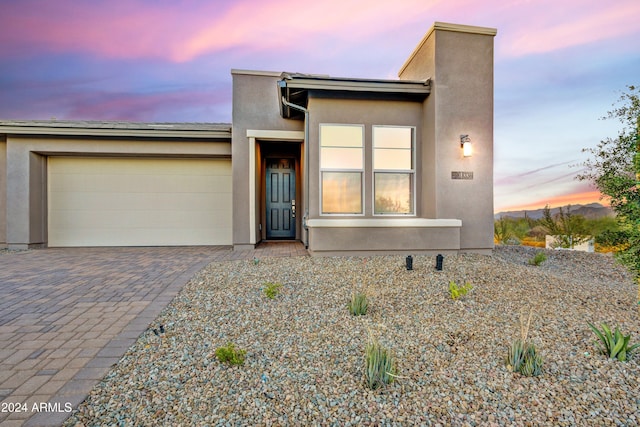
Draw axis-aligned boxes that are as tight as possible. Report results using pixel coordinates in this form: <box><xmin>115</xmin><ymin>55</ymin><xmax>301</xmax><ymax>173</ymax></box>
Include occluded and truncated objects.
<box><xmin>0</xmin><ymin>22</ymin><xmax>497</xmax><ymax>256</ymax></box>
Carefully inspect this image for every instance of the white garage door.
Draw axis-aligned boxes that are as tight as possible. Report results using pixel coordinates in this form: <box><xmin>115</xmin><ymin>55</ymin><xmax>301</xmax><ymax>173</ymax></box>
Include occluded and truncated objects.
<box><xmin>48</xmin><ymin>157</ymin><xmax>232</xmax><ymax>247</ymax></box>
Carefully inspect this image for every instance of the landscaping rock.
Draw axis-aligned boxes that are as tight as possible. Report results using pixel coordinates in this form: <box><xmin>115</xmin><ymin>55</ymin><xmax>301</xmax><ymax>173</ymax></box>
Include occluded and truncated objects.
<box><xmin>64</xmin><ymin>246</ymin><xmax>639</xmax><ymax>426</ymax></box>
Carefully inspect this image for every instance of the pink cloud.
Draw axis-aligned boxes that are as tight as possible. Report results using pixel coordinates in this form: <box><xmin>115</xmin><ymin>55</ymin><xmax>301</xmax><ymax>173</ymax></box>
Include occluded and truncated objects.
<box><xmin>3</xmin><ymin>0</ymin><xmax>638</xmax><ymax>68</ymax></box>
<box><xmin>0</xmin><ymin>0</ymin><xmax>481</xmax><ymax>63</ymax></box>
<box><xmin>499</xmin><ymin>1</ymin><xmax>640</xmax><ymax>57</ymax></box>
<box><xmin>497</xmin><ymin>189</ymin><xmax>608</xmax><ymax>213</ymax></box>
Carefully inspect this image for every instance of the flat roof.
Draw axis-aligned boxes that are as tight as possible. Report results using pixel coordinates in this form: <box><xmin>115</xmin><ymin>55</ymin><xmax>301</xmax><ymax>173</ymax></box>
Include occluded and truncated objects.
<box><xmin>0</xmin><ymin>120</ymin><xmax>232</xmax><ymax>139</ymax></box>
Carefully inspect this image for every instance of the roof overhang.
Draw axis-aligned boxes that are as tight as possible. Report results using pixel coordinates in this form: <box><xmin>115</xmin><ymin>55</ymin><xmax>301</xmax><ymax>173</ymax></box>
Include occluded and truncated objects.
<box><xmin>0</xmin><ymin>120</ymin><xmax>232</xmax><ymax>140</ymax></box>
<box><xmin>278</xmin><ymin>73</ymin><xmax>431</xmax><ymax>119</ymax></box>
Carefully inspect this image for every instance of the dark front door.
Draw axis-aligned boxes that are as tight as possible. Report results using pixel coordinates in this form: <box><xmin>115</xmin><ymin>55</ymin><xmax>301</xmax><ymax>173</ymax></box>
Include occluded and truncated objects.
<box><xmin>266</xmin><ymin>158</ymin><xmax>296</xmax><ymax>239</ymax></box>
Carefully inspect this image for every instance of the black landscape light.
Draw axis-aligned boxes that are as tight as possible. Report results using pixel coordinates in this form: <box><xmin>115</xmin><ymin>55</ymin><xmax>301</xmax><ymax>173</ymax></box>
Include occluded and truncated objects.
<box><xmin>435</xmin><ymin>254</ymin><xmax>444</xmax><ymax>271</ymax></box>
<box><xmin>406</xmin><ymin>255</ymin><xmax>413</xmax><ymax>271</ymax></box>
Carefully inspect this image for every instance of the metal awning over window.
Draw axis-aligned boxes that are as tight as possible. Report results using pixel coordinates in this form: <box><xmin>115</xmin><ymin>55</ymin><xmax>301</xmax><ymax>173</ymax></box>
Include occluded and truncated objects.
<box><xmin>277</xmin><ymin>73</ymin><xmax>431</xmax><ymax>120</ymax></box>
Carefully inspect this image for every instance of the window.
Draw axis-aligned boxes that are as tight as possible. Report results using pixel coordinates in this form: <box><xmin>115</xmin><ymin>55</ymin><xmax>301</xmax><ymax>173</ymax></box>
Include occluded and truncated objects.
<box><xmin>373</xmin><ymin>126</ymin><xmax>414</xmax><ymax>215</ymax></box>
<box><xmin>320</xmin><ymin>124</ymin><xmax>363</xmax><ymax>214</ymax></box>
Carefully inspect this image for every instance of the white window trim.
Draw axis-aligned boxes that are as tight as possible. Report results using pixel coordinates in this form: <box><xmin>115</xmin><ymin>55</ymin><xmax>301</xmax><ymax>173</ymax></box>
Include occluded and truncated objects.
<box><xmin>306</xmin><ymin>218</ymin><xmax>462</xmax><ymax>228</ymax></box>
<box><xmin>372</xmin><ymin>125</ymin><xmax>416</xmax><ymax>216</ymax></box>
<box><xmin>247</xmin><ymin>129</ymin><xmax>304</xmax><ymax>244</ymax></box>
<box><xmin>319</xmin><ymin>123</ymin><xmax>365</xmax><ymax>216</ymax></box>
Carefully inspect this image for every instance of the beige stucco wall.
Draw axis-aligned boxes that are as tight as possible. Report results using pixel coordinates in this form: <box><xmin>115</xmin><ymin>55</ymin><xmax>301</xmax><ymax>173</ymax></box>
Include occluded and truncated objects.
<box><xmin>399</xmin><ymin>23</ymin><xmax>496</xmax><ymax>252</ymax></box>
<box><xmin>4</xmin><ymin>135</ymin><xmax>230</xmax><ymax>249</ymax></box>
<box><xmin>0</xmin><ymin>137</ymin><xmax>6</xmax><ymax>247</ymax></box>
<box><xmin>308</xmin><ymin>226</ymin><xmax>460</xmax><ymax>256</ymax></box>
<box><xmin>231</xmin><ymin>70</ymin><xmax>304</xmax><ymax>249</ymax></box>
<box><xmin>306</xmin><ymin>97</ymin><xmax>423</xmax><ymax>218</ymax></box>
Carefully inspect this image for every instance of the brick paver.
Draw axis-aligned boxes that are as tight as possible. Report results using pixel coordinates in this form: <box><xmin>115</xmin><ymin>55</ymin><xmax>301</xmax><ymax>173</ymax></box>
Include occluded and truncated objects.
<box><xmin>0</xmin><ymin>243</ymin><xmax>306</xmax><ymax>426</ymax></box>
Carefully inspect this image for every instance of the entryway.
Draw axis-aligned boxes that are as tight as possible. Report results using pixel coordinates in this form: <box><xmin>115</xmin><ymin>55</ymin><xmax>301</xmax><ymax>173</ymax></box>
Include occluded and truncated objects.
<box><xmin>259</xmin><ymin>141</ymin><xmax>302</xmax><ymax>242</ymax></box>
<box><xmin>265</xmin><ymin>158</ymin><xmax>296</xmax><ymax>239</ymax></box>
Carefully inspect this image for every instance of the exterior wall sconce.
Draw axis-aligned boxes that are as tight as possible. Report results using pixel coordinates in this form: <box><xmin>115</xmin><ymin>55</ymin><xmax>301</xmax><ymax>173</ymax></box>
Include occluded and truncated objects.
<box><xmin>460</xmin><ymin>135</ymin><xmax>472</xmax><ymax>157</ymax></box>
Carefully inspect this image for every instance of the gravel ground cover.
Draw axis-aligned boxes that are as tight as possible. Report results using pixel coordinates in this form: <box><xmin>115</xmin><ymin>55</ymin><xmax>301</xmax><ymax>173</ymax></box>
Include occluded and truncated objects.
<box><xmin>65</xmin><ymin>246</ymin><xmax>639</xmax><ymax>426</ymax></box>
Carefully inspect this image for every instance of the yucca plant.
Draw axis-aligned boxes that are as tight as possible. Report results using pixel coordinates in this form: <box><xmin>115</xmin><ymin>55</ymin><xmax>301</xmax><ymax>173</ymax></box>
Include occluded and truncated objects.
<box><xmin>506</xmin><ymin>339</ymin><xmax>543</xmax><ymax>376</ymax></box>
<box><xmin>588</xmin><ymin>322</ymin><xmax>640</xmax><ymax>361</ymax></box>
<box><xmin>449</xmin><ymin>280</ymin><xmax>473</xmax><ymax>300</ymax></box>
<box><xmin>505</xmin><ymin>308</ymin><xmax>543</xmax><ymax>376</ymax></box>
<box><xmin>365</xmin><ymin>335</ymin><xmax>397</xmax><ymax>390</ymax></box>
<box><xmin>348</xmin><ymin>292</ymin><xmax>369</xmax><ymax>316</ymax></box>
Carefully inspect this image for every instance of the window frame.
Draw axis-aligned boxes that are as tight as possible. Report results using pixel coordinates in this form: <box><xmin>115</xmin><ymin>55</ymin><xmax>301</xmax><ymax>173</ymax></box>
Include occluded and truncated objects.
<box><xmin>319</xmin><ymin>123</ymin><xmax>365</xmax><ymax>216</ymax></box>
<box><xmin>372</xmin><ymin>125</ymin><xmax>416</xmax><ymax>216</ymax></box>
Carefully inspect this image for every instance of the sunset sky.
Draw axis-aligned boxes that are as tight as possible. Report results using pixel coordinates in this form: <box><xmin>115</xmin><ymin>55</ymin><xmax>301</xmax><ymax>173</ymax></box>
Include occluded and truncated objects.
<box><xmin>1</xmin><ymin>0</ymin><xmax>638</xmax><ymax>213</ymax></box>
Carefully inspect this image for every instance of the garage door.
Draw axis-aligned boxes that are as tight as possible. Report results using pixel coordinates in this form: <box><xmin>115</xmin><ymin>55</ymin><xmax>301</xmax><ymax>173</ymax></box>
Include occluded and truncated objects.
<box><xmin>48</xmin><ymin>157</ymin><xmax>232</xmax><ymax>247</ymax></box>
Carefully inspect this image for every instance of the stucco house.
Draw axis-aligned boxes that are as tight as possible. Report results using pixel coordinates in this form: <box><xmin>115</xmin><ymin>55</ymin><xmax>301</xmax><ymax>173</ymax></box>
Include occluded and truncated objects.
<box><xmin>0</xmin><ymin>22</ymin><xmax>497</xmax><ymax>256</ymax></box>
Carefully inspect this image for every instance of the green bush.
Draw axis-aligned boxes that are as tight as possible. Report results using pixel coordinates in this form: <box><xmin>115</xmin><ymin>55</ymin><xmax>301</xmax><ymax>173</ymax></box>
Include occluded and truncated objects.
<box><xmin>348</xmin><ymin>292</ymin><xmax>369</xmax><ymax>316</ymax></box>
<box><xmin>215</xmin><ymin>342</ymin><xmax>246</xmax><ymax>366</ymax></box>
<box><xmin>588</xmin><ymin>322</ymin><xmax>640</xmax><ymax>361</ymax></box>
<box><xmin>506</xmin><ymin>339</ymin><xmax>543</xmax><ymax>376</ymax></box>
<box><xmin>528</xmin><ymin>251</ymin><xmax>547</xmax><ymax>266</ymax></box>
<box><xmin>365</xmin><ymin>335</ymin><xmax>396</xmax><ymax>390</ymax></box>
<box><xmin>449</xmin><ymin>280</ymin><xmax>472</xmax><ymax>300</ymax></box>
<box><xmin>263</xmin><ymin>282</ymin><xmax>282</xmax><ymax>299</ymax></box>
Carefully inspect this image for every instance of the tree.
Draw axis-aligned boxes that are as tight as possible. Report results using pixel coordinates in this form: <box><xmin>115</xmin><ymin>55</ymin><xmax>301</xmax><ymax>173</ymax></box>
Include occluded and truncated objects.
<box><xmin>578</xmin><ymin>85</ymin><xmax>640</xmax><ymax>285</ymax></box>
<box><xmin>539</xmin><ymin>205</ymin><xmax>590</xmax><ymax>249</ymax></box>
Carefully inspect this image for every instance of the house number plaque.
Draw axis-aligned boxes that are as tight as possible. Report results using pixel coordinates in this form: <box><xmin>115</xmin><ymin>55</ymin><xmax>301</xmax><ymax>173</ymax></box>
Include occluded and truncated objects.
<box><xmin>451</xmin><ymin>171</ymin><xmax>474</xmax><ymax>180</ymax></box>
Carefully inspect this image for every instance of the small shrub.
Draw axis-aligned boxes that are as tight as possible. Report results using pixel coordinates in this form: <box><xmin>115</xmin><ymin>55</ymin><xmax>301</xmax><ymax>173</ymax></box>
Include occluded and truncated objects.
<box><xmin>588</xmin><ymin>322</ymin><xmax>640</xmax><ymax>361</ymax></box>
<box><xmin>528</xmin><ymin>251</ymin><xmax>547</xmax><ymax>266</ymax></box>
<box><xmin>506</xmin><ymin>339</ymin><xmax>543</xmax><ymax>376</ymax></box>
<box><xmin>365</xmin><ymin>335</ymin><xmax>397</xmax><ymax>390</ymax></box>
<box><xmin>449</xmin><ymin>280</ymin><xmax>472</xmax><ymax>300</ymax></box>
<box><xmin>505</xmin><ymin>308</ymin><xmax>543</xmax><ymax>376</ymax></box>
<box><xmin>215</xmin><ymin>342</ymin><xmax>246</xmax><ymax>365</ymax></box>
<box><xmin>263</xmin><ymin>282</ymin><xmax>282</xmax><ymax>299</ymax></box>
<box><xmin>348</xmin><ymin>292</ymin><xmax>369</xmax><ymax>316</ymax></box>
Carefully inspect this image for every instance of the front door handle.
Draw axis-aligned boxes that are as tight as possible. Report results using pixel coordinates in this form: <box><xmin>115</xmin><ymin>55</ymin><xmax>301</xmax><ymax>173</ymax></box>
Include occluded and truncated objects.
<box><xmin>291</xmin><ymin>199</ymin><xmax>296</xmax><ymax>218</ymax></box>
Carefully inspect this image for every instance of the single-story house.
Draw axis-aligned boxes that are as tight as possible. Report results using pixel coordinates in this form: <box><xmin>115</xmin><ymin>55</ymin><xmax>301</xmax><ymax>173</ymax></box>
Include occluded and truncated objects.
<box><xmin>0</xmin><ymin>22</ymin><xmax>497</xmax><ymax>256</ymax></box>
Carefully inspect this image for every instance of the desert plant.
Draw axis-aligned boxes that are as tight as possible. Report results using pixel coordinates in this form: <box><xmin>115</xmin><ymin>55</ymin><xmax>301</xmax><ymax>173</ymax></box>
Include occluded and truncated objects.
<box><xmin>494</xmin><ymin>216</ymin><xmax>513</xmax><ymax>244</ymax></box>
<box><xmin>539</xmin><ymin>205</ymin><xmax>591</xmax><ymax>249</ymax></box>
<box><xmin>348</xmin><ymin>292</ymin><xmax>369</xmax><ymax>316</ymax></box>
<box><xmin>588</xmin><ymin>322</ymin><xmax>640</xmax><ymax>361</ymax></box>
<box><xmin>528</xmin><ymin>251</ymin><xmax>547</xmax><ymax>266</ymax></box>
<box><xmin>365</xmin><ymin>335</ymin><xmax>397</xmax><ymax>390</ymax></box>
<box><xmin>449</xmin><ymin>280</ymin><xmax>473</xmax><ymax>300</ymax></box>
<box><xmin>506</xmin><ymin>339</ymin><xmax>543</xmax><ymax>376</ymax></box>
<box><xmin>263</xmin><ymin>282</ymin><xmax>282</xmax><ymax>299</ymax></box>
<box><xmin>505</xmin><ymin>308</ymin><xmax>543</xmax><ymax>376</ymax></box>
<box><xmin>215</xmin><ymin>342</ymin><xmax>246</xmax><ymax>365</ymax></box>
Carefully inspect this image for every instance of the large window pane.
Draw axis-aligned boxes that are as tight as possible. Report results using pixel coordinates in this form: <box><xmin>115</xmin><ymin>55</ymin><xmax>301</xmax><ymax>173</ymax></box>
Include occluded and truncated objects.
<box><xmin>374</xmin><ymin>127</ymin><xmax>412</xmax><ymax>149</ymax></box>
<box><xmin>322</xmin><ymin>172</ymin><xmax>362</xmax><ymax>214</ymax></box>
<box><xmin>320</xmin><ymin>125</ymin><xmax>363</xmax><ymax>147</ymax></box>
<box><xmin>373</xmin><ymin>126</ymin><xmax>413</xmax><ymax>170</ymax></box>
<box><xmin>374</xmin><ymin>173</ymin><xmax>413</xmax><ymax>214</ymax></box>
<box><xmin>321</xmin><ymin>147</ymin><xmax>363</xmax><ymax>169</ymax></box>
<box><xmin>320</xmin><ymin>124</ymin><xmax>363</xmax><ymax>215</ymax></box>
<box><xmin>374</xmin><ymin>148</ymin><xmax>411</xmax><ymax>170</ymax></box>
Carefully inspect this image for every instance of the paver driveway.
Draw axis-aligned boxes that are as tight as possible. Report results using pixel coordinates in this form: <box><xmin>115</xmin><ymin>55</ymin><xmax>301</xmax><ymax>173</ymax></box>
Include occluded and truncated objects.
<box><xmin>0</xmin><ymin>244</ymin><xmax>307</xmax><ymax>427</ymax></box>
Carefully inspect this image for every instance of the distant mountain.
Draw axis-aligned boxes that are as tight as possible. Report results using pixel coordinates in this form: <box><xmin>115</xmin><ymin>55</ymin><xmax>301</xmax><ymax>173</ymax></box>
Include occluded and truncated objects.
<box><xmin>494</xmin><ymin>203</ymin><xmax>614</xmax><ymax>220</ymax></box>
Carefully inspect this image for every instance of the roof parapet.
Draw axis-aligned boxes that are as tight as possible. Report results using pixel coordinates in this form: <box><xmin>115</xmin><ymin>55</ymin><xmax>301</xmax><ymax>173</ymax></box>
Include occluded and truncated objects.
<box><xmin>399</xmin><ymin>22</ymin><xmax>497</xmax><ymax>77</ymax></box>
